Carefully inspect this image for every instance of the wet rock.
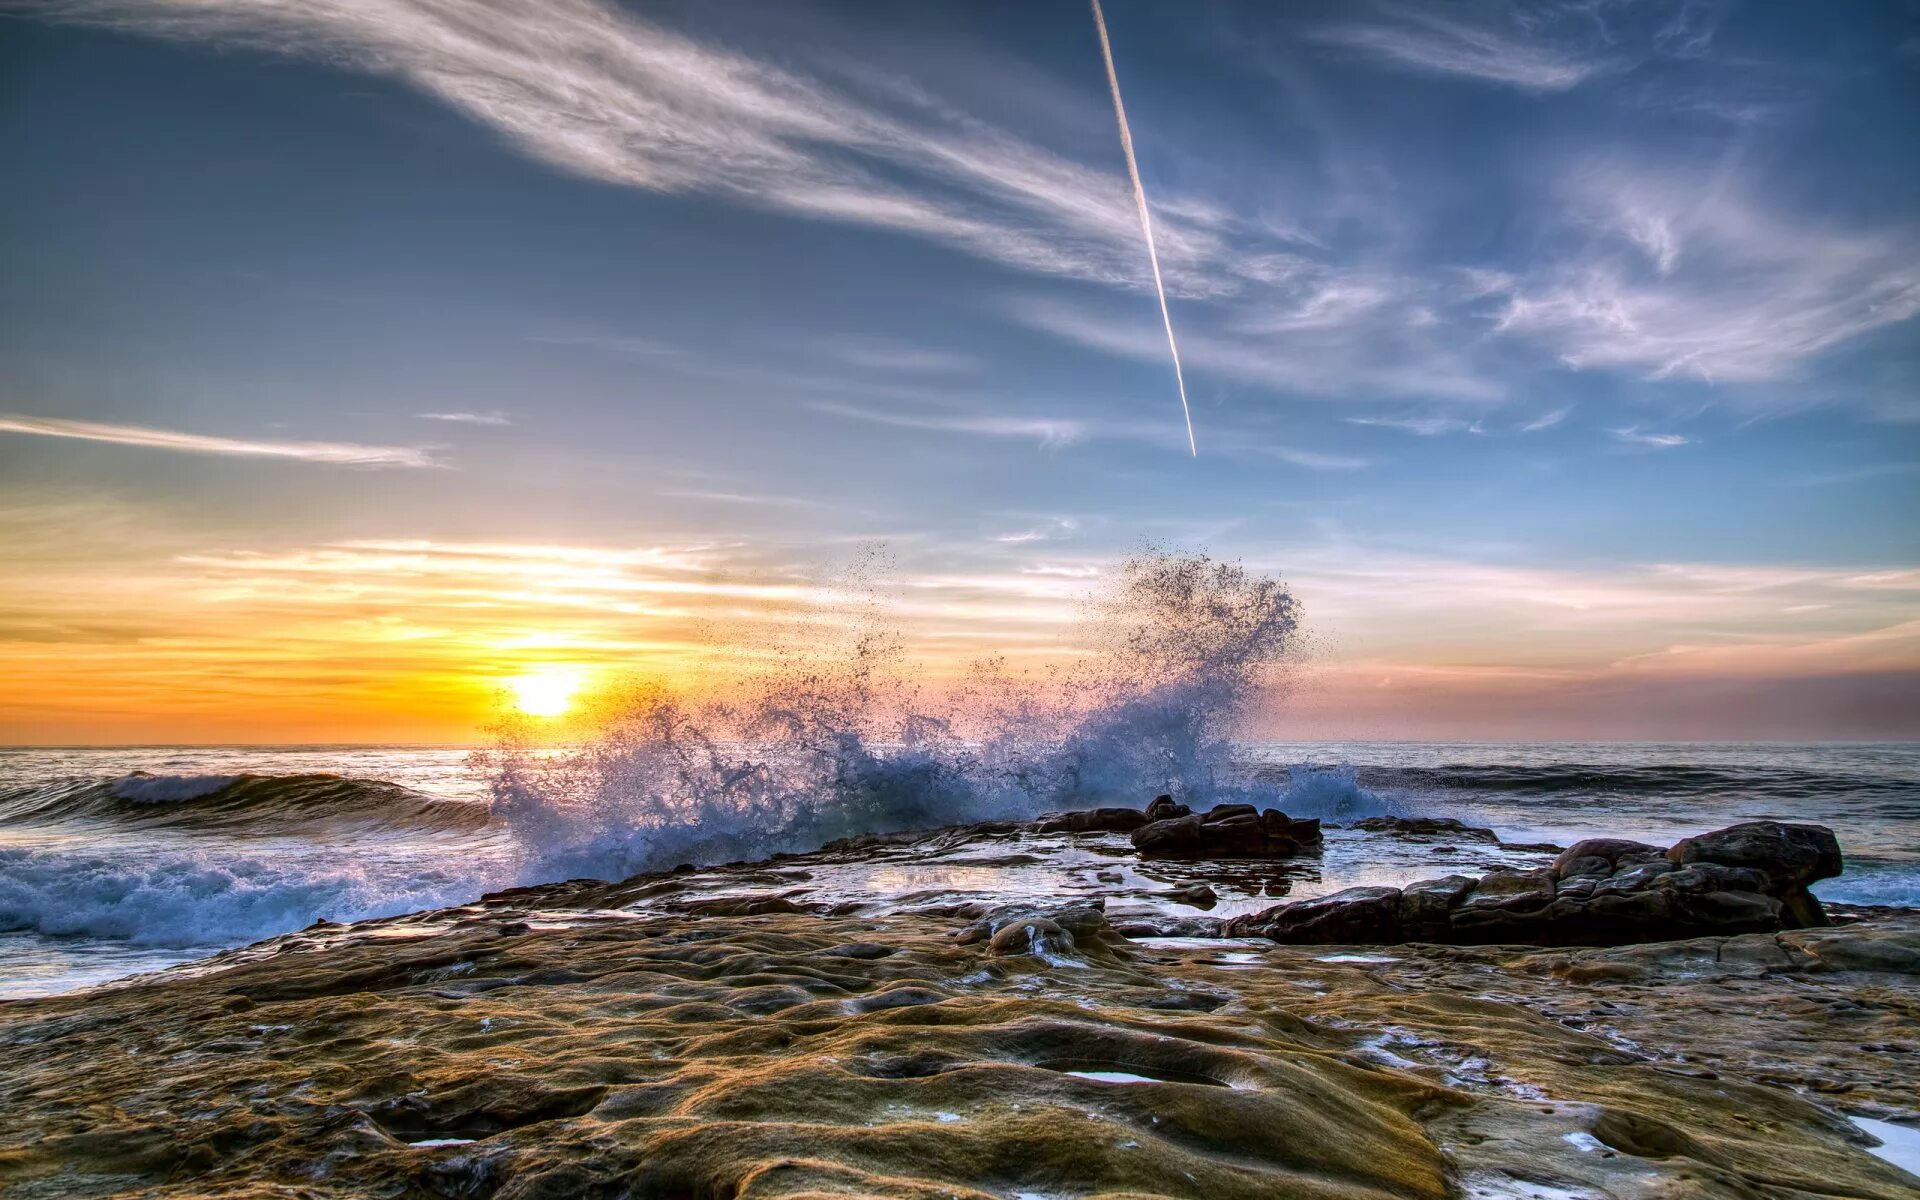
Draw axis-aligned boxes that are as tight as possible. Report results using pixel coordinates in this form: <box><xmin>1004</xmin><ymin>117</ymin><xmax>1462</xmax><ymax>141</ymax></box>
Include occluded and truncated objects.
<box><xmin>1397</xmin><ymin>875</ymin><xmax>1476</xmax><ymax>940</ymax></box>
<box><xmin>1226</xmin><ymin>886</ymin><xmax>1402</xmax><ymax>943</ymax></box>
<box><xmin>1234</xmin><ymin>821</ymin><xmax>1845</xmax><ymax>948</ymax></box>
<box><xmin>1668</xmin><ymin>820</ymin><xmax>1843</xmax><ymax>928</ymax></box>
<box><xmin>1791</xmin><ymin>930</ymin><xmax>1920</xmax><ymax>974</ymax></box>
<box><xmin>1130</xmin><ymin>805</ymin><xmax>1321</xmax><ymax>859</ymax></box>
<box><xmin>955</xmin><ymin>901</ymin><xmax>1132</xmax><ymax>965</ymax></box>
<box><xmin>1552</xmin><ymin>838</ymin><xmax>1665</xmax><ymax>879</ymax></box>
<box><xmin>1032</xmin><ymin>806</ymin><xmax>1150</xmax><ymax>834</ymax></box>
<box><xmin>1158</xmin><ymin>883</ymin><xmax>1218</xmax><ymax>910</ymax></box>
<box><xmin>1352</xmin><ymin>815</ymin><xmax>1499</xmax><ymax>843</ymax></box>
<box><xmin>1145</xmin><ymin>793</ymin><xmax>1189</xmax><ymax>822</ymax></box>
<box><xmin>1668</xmin><ymin>820</ymin><xmax>1843</xmax><ymax>888</ymax></box>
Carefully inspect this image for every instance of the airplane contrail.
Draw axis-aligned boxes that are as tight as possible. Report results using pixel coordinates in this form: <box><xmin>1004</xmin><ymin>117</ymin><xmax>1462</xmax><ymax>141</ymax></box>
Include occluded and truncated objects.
<box><xmin>1090</xmin><ymin>0</ymin><xmax>1197</xmax><ymax>457</ymax></box>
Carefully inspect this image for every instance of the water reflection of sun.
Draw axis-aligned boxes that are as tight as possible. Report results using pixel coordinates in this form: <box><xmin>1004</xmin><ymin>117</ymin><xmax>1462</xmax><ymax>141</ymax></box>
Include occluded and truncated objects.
<box><xmin>507</xmin><ymin>667</ymin><xmax>588</xmax><ymax>717</ymax></box>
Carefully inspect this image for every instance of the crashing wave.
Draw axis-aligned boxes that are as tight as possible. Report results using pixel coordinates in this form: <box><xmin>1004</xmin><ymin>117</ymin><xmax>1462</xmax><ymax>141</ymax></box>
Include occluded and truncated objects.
<box><xmin>481</xmin><ymin>551</ymin><xmax>1339</xmax><ymax>884</ymax></box>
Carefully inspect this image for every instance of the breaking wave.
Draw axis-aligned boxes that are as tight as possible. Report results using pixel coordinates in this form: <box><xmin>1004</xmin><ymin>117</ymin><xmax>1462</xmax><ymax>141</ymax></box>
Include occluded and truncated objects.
<box><xmin>0</xmin><ymin>773</ymin><xmax>491</xmax><ymax>836</ymax></box>
<box><xmin>0</xmin><ymin>844</ymin><xmax>490</xmax><ymax>947</ymax></box>
<box><xmin>483</xmin><ymin>551</ymin><xmax>1325</xmax><ymax>883</ymax></box>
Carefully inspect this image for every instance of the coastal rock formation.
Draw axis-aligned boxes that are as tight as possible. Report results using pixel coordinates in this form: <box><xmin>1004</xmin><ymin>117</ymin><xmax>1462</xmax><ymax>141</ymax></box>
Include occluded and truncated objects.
<box><xmin>1230</xmin><ymin>821</ymin><xmax>1843</xmax><ymax>946</ymax></box>
<box><xmin>3</xmin><ymin>891</ymin><xmax>1915</xmax><ymax>1199</ymax></box>
<box><xmin>1351</xmin><ymin>815</ymin><xmax>1500</xmax><ymax>843</ymax></box>
<box><xmin>1027</xmin><ymin>796</ymin><xmax>1323</xmax><ymax>859</ymax></box>
<box><xmin>1131</xmin><ymin>802</ymin><xmax>1323</xmax><ymax>859</ymax></box>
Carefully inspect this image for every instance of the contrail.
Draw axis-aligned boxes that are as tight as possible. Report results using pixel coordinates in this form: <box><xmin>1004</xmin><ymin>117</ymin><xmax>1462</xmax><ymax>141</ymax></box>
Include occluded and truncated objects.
<box><xmin>1090</xmin><ymin>0</ymin><xmax>1196</xmax><ymax>457</ymax></box>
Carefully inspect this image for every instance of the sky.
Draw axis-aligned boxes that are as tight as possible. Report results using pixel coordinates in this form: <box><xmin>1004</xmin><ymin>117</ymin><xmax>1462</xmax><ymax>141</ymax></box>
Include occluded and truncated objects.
<box><xmin>0</xmin><ymin>0</ymin><xmax>1916</xmax><ymax>744</ymax></box>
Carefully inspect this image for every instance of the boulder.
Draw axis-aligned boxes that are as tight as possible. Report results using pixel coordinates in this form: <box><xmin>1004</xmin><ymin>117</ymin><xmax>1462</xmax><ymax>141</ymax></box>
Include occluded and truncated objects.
<box><xmin>1667</xmin><ymin>821</ymin><xmax>1842</xmax><ymax>930</ymax></box>
<box><xmin>1667</xmin><ymin>821</ymin><xmax>1843</xmax><ymax>886</ymax></box>
<box><xmin>1227</xmin><ymin>886</ymin><xmax>1402</xmax><ymax>943</ymax></box>
<box><xmin>1552</xmin><ymin>839</ymin><xmax>1664</xmax><ymax>879</ymax></box>
<box><xmin>1232</xmin><ymin>821</ymin><xmax>1844</xmax><ymax>949</ymax></box>
<box><xmin>1131</xmin><ymin>804</ymin><xmax>1319</xmax><ymax>859</ymax></box>
<box><xmin>1352</xmin><ymin>816</ymin><xmax>1499</xmax><ymax>844</ymax></box>
<box><xmin>1144</xmin><ymin>794</ymin><xmax>1190</xmax><ymax>822</ymax></box>
<box><xmin>1032</xmin><ymin>806</ymin><xmax>1150</xmax><ymax>834</ymax></box>
<box><xmin>1397</xmin><ymin>875</ymin><xmax>1476</xmax><ymax>941</ymax></box>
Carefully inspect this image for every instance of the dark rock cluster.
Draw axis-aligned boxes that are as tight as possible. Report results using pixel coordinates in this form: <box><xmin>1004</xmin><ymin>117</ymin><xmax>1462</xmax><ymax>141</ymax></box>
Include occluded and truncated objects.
<box><xmin>1228</xmin><ymin>820</ymin><xmax>1843</xmax><ymax>947</ymax></box>
<box><xmin>1033</xmin><ymin>794</ymin><xmax>1323</xmax><ymax>859</ymax></box>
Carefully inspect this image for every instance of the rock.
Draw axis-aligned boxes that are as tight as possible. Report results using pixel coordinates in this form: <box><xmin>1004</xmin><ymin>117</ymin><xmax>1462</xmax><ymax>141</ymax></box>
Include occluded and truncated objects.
<box><xmin>1667</xmin><ymin>821</ymin><xmax>1842</xmax><ymax>929</ymax></box>
<box><xmin>1159</xmin><ymin>883</ymin><xmax>1218</xmax><ymax>910</ymax></box>
<box><xmin>1352</xmin><ymin>816</ymin><xmax>1499</xmax><ymax>843</ymax></box>
<box><xmin>1227</xmin><ymin>886</ymin><xmax>1402</xmax><ymax>943</ymax></box>
<box><xmin>1397</xmin><ymin>876</ymin><xmax>1475</xmax><ymax>941</ymax></box>
<box><xmin>1144</xmin><ymin>794</ymin><xmax>1189</xmax><ymax>822</ymax></box>
<box><xmin>1791</xmin><ymin>930</ymin><xmax>1920</xmax><ymax>974</ymax></box>
<box><xmin>1032</xmin><ymin>806</ymin><xmax>1149</xmax><ymax>834</ymax></box>
<box><xmin>1131</xmin><ymin>805</ymin><xmax>1320</xmax><ymax>859</ymax></box>
<box><xmin>955</xmin><ymin>901</ymin><xmax>1131</xmax><ymax>965</ymax></box>
<box><xmin>1234</xmin><ymin>821</ymin><xmax>1848</xmax><ymax>949</ymax></box>
<box><xmin>1552</xmin><ymin>838</ymin><xmax>1664</xmax><ymax>879</ymax></box>
<box><xmin>1131</xmin><ymin>813</ymin><xmax>1205</xmax><ymax>854</ymax></box>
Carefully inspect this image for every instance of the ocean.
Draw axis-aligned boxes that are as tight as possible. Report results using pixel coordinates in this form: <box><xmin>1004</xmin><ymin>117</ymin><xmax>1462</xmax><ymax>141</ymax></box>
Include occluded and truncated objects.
<box><xmin>3</xmin><ymin>740</ymin><xmax>1914</xmax><ymax>1000</ymax></box>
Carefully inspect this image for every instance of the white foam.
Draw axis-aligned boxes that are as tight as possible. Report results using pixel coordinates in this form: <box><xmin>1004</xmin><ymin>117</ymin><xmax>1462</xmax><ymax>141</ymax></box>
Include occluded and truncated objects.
<box><xmin>482</xmin><ymin>552</ymin><xmax>1314</xmax><ymax>887</ymax></box>
<box><xmin>0</xmin><ymin>843</ymin><xmax>490</xmax><ymax>948</ymax></box>
<box><xmin>1066</xmin><ymin>1070</ymin><xmax>1161</xmax><ymax>1084</ymax></box>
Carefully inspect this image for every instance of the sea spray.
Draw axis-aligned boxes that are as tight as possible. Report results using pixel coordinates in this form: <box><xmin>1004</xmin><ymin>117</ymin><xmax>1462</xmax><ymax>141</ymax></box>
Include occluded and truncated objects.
<box><xmin>481</xmin><ymin>551</ymin><xmax>1309</xmax><ymax>883</ymax></box>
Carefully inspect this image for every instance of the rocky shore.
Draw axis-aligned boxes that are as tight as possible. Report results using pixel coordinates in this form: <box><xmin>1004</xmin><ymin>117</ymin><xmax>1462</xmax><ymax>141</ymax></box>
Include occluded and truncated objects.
<box><xmin>2</xmin><ymin>808</ymin><xmax>1916</xmax><ymax>1199</ymax></box>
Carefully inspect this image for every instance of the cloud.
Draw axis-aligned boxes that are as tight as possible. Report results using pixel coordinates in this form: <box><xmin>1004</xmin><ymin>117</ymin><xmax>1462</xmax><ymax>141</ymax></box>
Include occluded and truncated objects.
<box><xmin>1345</xmin><ymin>414</ymin><xmax>1480</xmax><ymax>437</ymax></box>
<box><xmin>821</xmin><ymin>339</ymin><xmax>976</xmax><ymax>375</ymax></box>
<box><xmin>991</xmin><ymin>517</ymin><xmax>1080</xmax><ymax>544</ymax></box>
<box><xmin>1479</xmin><ymin>159</ymin><xmax>1920</xmax><ymax>384</ymax></box>
<box><xmin>0</xmin><ymin>413</ymin><xmax>438</xmax><ymax>467</ymax></box>
<box><xmin>1608</xmin><ymin>426</ymin><xmax>1691</xmax><ymax>448</ymax></box>
<box><xmin>1313</xmin><ymin>5</ymin><xmax>1613</xmax><ymax>92</ymax></box>
<box><xmin>417</xmin><ymin>411</ymin><xmax>512</xmax><ymax>426</ymax></box>
<box><xmin>31</xmin><ymin>0</ymin><xmax>1266</xmax><ymax>298</ymax></box>
<box><xmin>1517</xmin><ymin>407</ymin><xmax>1572</xmax><ymax>433</ymax></box>
<box><xmin>1267</xmin><ymin>446</ymin><xmax>1371</xmax><ymax>471</ymax></box>
<box><xmin>809</xmin><ymin>401</ymin><xmax>1088</xmax><ymax>448</ymax></box>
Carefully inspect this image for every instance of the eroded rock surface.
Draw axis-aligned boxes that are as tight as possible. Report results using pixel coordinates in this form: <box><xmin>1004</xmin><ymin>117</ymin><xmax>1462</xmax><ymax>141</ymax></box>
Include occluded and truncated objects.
<box><xmin>1</xmin><ymin>893</ymin><xmax>1915</xmax><ymax>1200</ymax></box>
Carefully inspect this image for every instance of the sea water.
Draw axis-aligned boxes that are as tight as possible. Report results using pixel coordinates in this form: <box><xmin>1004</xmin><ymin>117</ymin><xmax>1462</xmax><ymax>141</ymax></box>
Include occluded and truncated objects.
<box><xmin>1</xmin><ymin>741</ymin><xmax>1913</xmax><ymax>999</ymax></box>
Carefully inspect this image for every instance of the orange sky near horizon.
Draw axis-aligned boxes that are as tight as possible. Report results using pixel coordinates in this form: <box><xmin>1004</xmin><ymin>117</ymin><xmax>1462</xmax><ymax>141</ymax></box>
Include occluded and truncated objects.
<box><xmin>4</xmin><ymin>496</ymin><xmax>1915</xmax><ymax>745</ymax></box>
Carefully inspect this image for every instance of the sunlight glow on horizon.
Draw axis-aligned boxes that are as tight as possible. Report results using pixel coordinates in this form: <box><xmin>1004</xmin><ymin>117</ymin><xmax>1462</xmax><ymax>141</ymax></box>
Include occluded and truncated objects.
<box><xmin>507</xmin><ymin>666</ymin><xmax>591</xmax><ymax>718</ymax></box>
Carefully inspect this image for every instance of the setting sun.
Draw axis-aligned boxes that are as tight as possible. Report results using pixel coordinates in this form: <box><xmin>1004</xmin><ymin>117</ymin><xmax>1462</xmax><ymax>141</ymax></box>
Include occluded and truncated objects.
<box><xmin>507</xmin><ymin>667</ymin><xmax>589</xmax><ymax>718</ymax></box>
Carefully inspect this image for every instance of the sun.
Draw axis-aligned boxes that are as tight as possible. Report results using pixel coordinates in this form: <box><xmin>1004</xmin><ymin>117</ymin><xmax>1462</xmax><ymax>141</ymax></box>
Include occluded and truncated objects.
<box><xmin>506</xmin><ymin>667</ymin><xmax>588</xmax><ymax>718</ymax></box>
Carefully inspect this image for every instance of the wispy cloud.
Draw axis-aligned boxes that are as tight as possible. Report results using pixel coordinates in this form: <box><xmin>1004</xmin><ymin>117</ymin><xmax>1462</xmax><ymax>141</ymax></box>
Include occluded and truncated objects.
<box><xmin>1608</xmin><ymin>426</ymin><xmax>1691</xmax><ymax>449</ymax></box>
<box><xmin>1313</xmin><ymin>5</ymin><xmax>1613</xmax><ymax>93</ymax></box>
<box><xmin>821</xmin><ymin>339</ymin><xmax>976</xmax><ymax>375</ymax></box>
<box><xmin>417</xmin><ymin>411</ymin><xmax>512</xmax><ymax>426</ymax></box>
<box><xmin>0</xmin><ymin>413</ymin><xmax>438</xmax><ymax>467</ymax></box>
<box><xmin>1267</xmin><ymin>446</ymin><xmax>1371</xmax><ymax>471</ymax></box>
<box><xmin>1517</xmin><ymin>407</ymin><xmax>1572</xmax><ymax>433</ymax></box>
<box><xmin>991</xmin><ymin>516</ymin><xmax>1080</xmax><ymax>544</ymax></box>
<box><xmin>809</xmin><ymin>401</ymin><xmax>1088</xmax><ymax>448</ymax></box>
<box><xmin>1479</xmin><ymin>159</ymin><xmax>1920</xmax><ymax>384</ymax></box>
<box><xmin>1345</xmin><ymin>413</ymin><xmax>1481</xmax><ymax>437</ymax></box>
<box><xmin>31</xmin><ymin>0</ymin><xmax>1258</xmax><ymax>298</ymax></box>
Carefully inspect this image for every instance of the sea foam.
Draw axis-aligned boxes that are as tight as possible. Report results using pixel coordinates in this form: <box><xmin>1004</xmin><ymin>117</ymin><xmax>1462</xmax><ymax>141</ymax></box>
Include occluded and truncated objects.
<box><xmin>482</xmin><ymin>552</ymin><xmax>1322</xmax><ymax>884</ymax></box>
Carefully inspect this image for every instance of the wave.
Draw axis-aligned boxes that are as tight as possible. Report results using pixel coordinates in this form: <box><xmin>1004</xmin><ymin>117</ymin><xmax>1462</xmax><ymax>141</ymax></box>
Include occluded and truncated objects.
<box><xmin>0</xmin><ymin>843</ymin><xmax>491</xmax><ymax>948</ymax></box>
<box><xmin>1325</xmin><ymin>763</ymin><xmax>1907</xmax><ymax>802</ymax></box>
<box><xmin>0</xmin><ymin>773</ymin><xmax>492</xmax><ymax>836</ymax></box>
<box><xmin>482</xmin><ymin>551</ymin><xmax>1322</xmax><ymax>884</ymax></box>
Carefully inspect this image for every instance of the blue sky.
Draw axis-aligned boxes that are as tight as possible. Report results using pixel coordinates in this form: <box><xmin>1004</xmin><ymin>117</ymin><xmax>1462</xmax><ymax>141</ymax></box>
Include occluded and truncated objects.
<box><xmin>0</xmin><ymin>0</ymin><xmax>1916</xmax><ymax>741</ymax></box>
